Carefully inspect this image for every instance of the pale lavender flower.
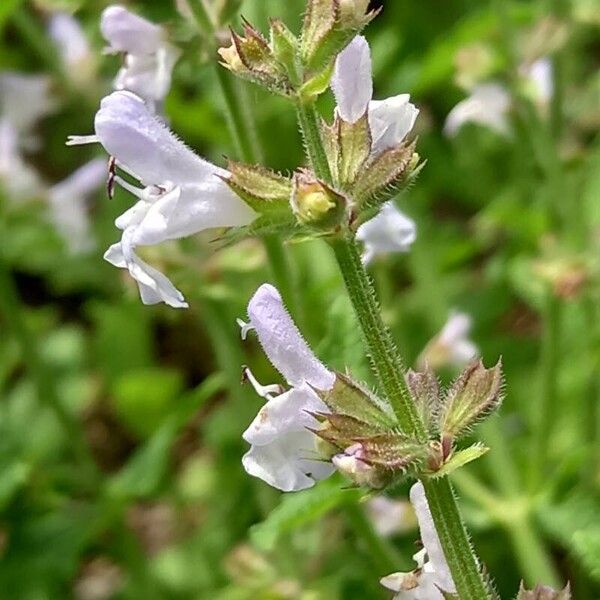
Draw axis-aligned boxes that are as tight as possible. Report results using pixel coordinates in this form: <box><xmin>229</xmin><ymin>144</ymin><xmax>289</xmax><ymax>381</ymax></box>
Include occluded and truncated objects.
<box><xmin>48</xmin><ymin>12</ymin><xmax>94</xmax><ymax>79</ymax></box>
<box><xmin>48</xmin><ymin>158</ymin><xmax>106</xmax><ymax>254</ymax></box>
<box><xmin>380</xmin><ymin>482</ymin><xmax>456</xmax><ymax>599</ymax></box>
<box><xmin>356</xmin><ymin>202</ymin><xmax>416</xmax><ymax>265</ymax></box>
<box><xmin>101</xmin><ymin>5</ymin><xmax>180</xmax><ymax>112</ymax></box>
<box><xmin>0</xmin><ymin>72</ymin><xmax>54</xmax><ymax>199</ymax></box>
<box><xmin>444</xmin><ymin>83</ymin><xmax>511</xmax><ymax>137</ymax></box>
<box><xmin>68</xmin><ymin>91</ymin><xmax>255</xmax><ymax>307</ymax></box>
<box><xmin>239</xmin><ymin>284</ymin><xmax>336</xmax><ymax>491</ymax></box>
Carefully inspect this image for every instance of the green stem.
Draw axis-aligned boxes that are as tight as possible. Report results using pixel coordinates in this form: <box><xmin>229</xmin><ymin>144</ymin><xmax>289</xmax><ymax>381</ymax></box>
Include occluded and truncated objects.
<box><xmin>330</xmin><ymin>236</ymin><xmax>424</xmax><ymax>436</ymax></box>
<box><xmin>215</xmin><ymin>66</ymin><xmax>264</xmax><ymax>165</ymax></box>
<box><xmin>505</xmin><ymin>515</ymin><xmax>561</xmax><ymax>589</ymax></box>
<box><xmin>296</xmin><ymin>102</ymin><xmax>333</xmax><ymax>182</ymax></box>
<box><xmin>330</xmin><ymin>237</ymin><xmax>488</xmax><ymax>599</ymax></box>
<box><xmin>529</xmin><ymin>294</ymin><xmax>561</xmax><ymax>491</ymax></box>
<box><xmin>344</xmin><ymin>502</ymin><xmax>400</xmax><ymax>575</ymax></box>
<box><xmin>421</xmin><ymin>478</ymin><xmax>490</xmax><ymax>599</ymax></box>
<box><xmin>0</xmin><ymin>258</ymin><xmax>98</xmax><ymax>486</ymax></box>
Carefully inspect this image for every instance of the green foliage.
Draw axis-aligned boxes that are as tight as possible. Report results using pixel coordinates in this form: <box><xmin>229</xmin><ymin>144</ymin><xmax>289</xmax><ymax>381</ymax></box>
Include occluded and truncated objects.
<box><xmin>0</xmin><ymin>0</ymin><xmax>599</xmax><ymax>598</ymax></box>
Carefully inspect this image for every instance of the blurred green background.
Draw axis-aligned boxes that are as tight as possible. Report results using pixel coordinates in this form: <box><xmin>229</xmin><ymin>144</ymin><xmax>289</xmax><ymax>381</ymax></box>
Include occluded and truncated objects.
<box><xmin>0</xmin><ymin>0</ymin><xmax>599</xmax><ymax>598</ymax></box>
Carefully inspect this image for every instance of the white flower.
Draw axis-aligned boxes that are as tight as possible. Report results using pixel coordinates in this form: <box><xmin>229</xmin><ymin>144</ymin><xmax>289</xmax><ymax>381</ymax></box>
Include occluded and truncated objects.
<box><xmin>444</xmin><ymin>83</ymin><xmax>511</xmax><ymax>137</ymax></box>
<box><xmin>48</xmin><ymin>158</ymin><xmax>106</xmax><ymax>254</ymax></box>
<box><xmin>418</xmin><ymin>311</ymin><xmax>478</xmax><ymax>370</ymax></box>
<box><xmin>240</xmin><ymin>283</ymin><xmax>336</xmax><ymax>492</ymax></box>
<box><xmin>0</xmin><ymin>72</ymin><xmax>54</xmax><ymax>200</ymax></box>
<box><xmin>48</xmin><ymin>12</ymin><xmax>94</xmax><ymax>83</ymax></box>
<box><xmin>0</xmin><ymin>120</ymin><xmax>43</xmax><ymax>200</ymax></box>
<box><xmin>380</xmin><ymin>482</ymin><xmax>456</xmax><ymax>599</ymax></box>
<box><xmin>520</xmin><ymin>57</ymin><xmax>554</xmax><ymax>106</ymax></box>
<box><xmin>67</xmin><ymin>91</ymin><xmax>255</xmax><ymax>307</ymax></box>
<box><xmin>332</xmin><ymin>37</ymin><xmax>418</xmax><ymax>263</ymax></box>
<box><xmin>100</xmin><ymin>5</ymin><xmax>180</xmax><ymax>111</ymax></box>
<box><xmin>332</xmin><ymin>36</ymin><xmax>419</xmax><ymax>157</ymax></box>
<box><xmin>356</xmin><ymin>202</ymin><xmax>416</xmax><ymax>265</ymax></box>
<box><xmin>0</xmin><ymin>72</ymin><xmax>55</xmax><ymax>137</ymax></box>
<box><xmin>366</xmin><ymin>496</ymin><xmax>412</xmax><ymax>537</ymax></box>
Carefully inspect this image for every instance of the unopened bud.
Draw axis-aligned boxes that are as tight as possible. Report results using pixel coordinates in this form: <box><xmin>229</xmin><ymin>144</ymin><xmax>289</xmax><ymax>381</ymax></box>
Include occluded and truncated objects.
<box><xmin>517</xmin><ymin>582</ymin><xmax>571</xmax><ymax>600</ymax></box>
<box><xmin>291</xmin><ymin>172</ymin><xmax>346</xmax><ymax>229</ymax></box>
<box><xmin>332</xmin><ymin>444</ymin><xmax>389</xmax><ymax>489</ymax></box>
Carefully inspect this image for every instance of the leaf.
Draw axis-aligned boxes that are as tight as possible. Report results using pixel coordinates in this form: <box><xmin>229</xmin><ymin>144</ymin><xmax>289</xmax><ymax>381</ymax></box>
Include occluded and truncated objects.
<box><xmin>250</xmin><ymin>477</ymin><xmax>362</xmax><ymax>551</ymax></box>
<box><xmin>107</xmin><ymin>373</ymin><xmax>225</xmax><ymax>499</ymax></box>
<box><xmin>538</xmin><ymin>492</ymin><xmax>600</xmax><ymax>582</ymax></box>
<box><xmin>428</xmin><ymin>443</ymin><xmax>489</xmax><ymax>478</ymax></box>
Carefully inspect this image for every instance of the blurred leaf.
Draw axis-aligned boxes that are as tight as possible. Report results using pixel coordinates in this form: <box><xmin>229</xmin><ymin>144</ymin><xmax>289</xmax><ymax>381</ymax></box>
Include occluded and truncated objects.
<box><xmin>250</xmin><ymin>477</ymin><xmax>362</xmax><ymax>551</ymax></box>
<box><xmin>87</xmin><ymin>301</ymin><xmax>154</xmax><ymax>383</ymax></box>
<box><xmin>538</xmin><ymin>492</ymin><xmax>600</xmax><ymax>581</ymax></box>
<box><xmin>0</xmin><ymin>0</ymin><xmax>23</xmax><ymax>35</ymax></box>
<box><xmin>111</xmin><ymin>367</ymin><xmax>184</xmax><ymax>438</ymax></box>
<box><xmin>109</xmin><ymin>373</ymin><xmax>225</xmax><ymax>499</ymax></box>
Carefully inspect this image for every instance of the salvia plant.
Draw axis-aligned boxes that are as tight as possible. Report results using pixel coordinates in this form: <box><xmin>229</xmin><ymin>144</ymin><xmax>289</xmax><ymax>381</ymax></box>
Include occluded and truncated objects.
<box><xmin>0</xmin><ymin>0</ymin><xmax>598</xmax><ymax>599</ymax></box>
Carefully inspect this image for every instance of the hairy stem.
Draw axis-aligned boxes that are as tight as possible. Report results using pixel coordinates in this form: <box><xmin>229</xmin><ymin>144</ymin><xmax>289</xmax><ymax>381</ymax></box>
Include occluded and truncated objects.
<box><xmin>296</xmin><ymin>102</ymin><xmax>333</xmax><ymax>182</ymax></box>
<box><xmin>330</xmin><ymin>236</ymin><xmax>489</xmax><ymax>600</ymax></box>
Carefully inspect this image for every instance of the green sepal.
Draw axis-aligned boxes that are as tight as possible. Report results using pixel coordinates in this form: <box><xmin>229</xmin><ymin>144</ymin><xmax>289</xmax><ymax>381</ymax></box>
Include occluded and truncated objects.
<box><xmin>317</xmin><ymin>371</ymin><xmax>396</xmax><ymax>428</ymax></box>
<box><xmin>269</xmin><ymin>18</ymin><xmax>299</xmax><ymax>84</ymax></box>
<box><xmin>323</xmin><ymin>114</ymin><xmax>372</xmax><ymax>190</ymax></box>
<box><xmin>352</xmin><ymin>140</ymin><xmax>418</xmax><ymax>210</ymax></box>
<box><xmin>426</xmin><ymin>443</ymin><xmax>489</xmax><ymax>478</ymax></box>
<box><xmin>355</xmin><ymin>433</ymin><xmax>427</xmax><ymax>472</ymax></box>
<box><xmin>438</xmin><ymin>359</ymin><xmax>504</xmax><ymax>440</ymax></box>
<box><xmin>215</xmin><ymin>211</ymin><xmax>298</xmax><ymax>247</ymax></box>
<box><xmin>406</xmin><ymin>367</ymin><xmax>441</xmax><ymax>435</ymax></box>
<box><xmin>225</xmin><ymin>160</ymin><xmax>292</xmax><ymax>212</ymax></box>
<box><xmin>299</xmin><ymin>60</ymin><xmax>335</xmax><ymax>101</ymax></box>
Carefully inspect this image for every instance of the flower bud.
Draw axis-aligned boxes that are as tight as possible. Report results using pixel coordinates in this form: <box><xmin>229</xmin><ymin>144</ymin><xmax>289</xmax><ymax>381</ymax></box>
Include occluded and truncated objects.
<box><xmin>219</xmin><ymin>22</ymin><xmax>292</xmax><ymax>96</ymax></box>
<box><xmin>332</xmin><ymin>444</ymin><xmax>389</xmax><ymax>489</ymax></box>
<box><xmin>291</xmin><ymin>172</ymin><xmax>346</xmax><ymax>229</ymax></box>
<box><xmin>301</xmin><ymin>0</ymin><xmax>376</xmax><ymax>71</ymax></box>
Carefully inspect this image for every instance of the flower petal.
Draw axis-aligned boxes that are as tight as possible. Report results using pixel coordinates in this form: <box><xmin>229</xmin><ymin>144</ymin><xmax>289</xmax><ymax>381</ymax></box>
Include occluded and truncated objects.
<box><xmin>356</xmin><ymin>202</ymin><xmax>416</xmax><ymax>264</ymax></box>
<box><xmin>94</xmin><ymin>91</ymin><xmax>225</xmax><ymax>186</ymax></box>
<box><xmin>104</xmin><ymin>240</ymin><xmax>188</xmax><ymax>308</ymax></box>
<box><xmin>243</xmin><ymin>384</ymin><xmax>328</xmax><ymax>446</ymax></box>
<box><xmin>331</xmin><ymin>36</ymin><xmax>373</xmax><ymax>124</ymax></box>
<box><xmin>247</xmin><ymin>284</ymin><xmax>335</xmax><ymax>389</ymax></box>
<box><xmin>410</xmin><ymin>482</ymin><xmax>456</xmax><ymax>594</ymax></box>
<box><xmin>100</xmin><ymin>5</ymin><xmax>165</xmax><ymax>55</ymax></box>
<box><xmin>369</xmin><ymin>94</ymin><xmax>419</xmax><ymax>155</ymax></box>
<box><xmin>242</xmin><ymin>430</ymin><xmax>334</xmax><ymax>492</ymax></box>
<box><xmin>130</xmin><ymin>180</ymin><xmax>255</xmax><ymax>246</ymax></box>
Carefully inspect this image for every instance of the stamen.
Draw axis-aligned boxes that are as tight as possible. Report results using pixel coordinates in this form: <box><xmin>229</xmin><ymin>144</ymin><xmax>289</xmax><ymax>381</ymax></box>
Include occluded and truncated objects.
<box><xmin>242</xmin><ymin>367</ymin><xmax>283</xmax><ymax>399</ymax></box>
<box><xmin>66</xmin><ymin>134</ymin><xmax>99</xmax><ymax>146</ymax></box>
<box><xmin>236</xmin><ymin>318</ymin><xmax>255</xmax><ymax>340</ymax></box>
